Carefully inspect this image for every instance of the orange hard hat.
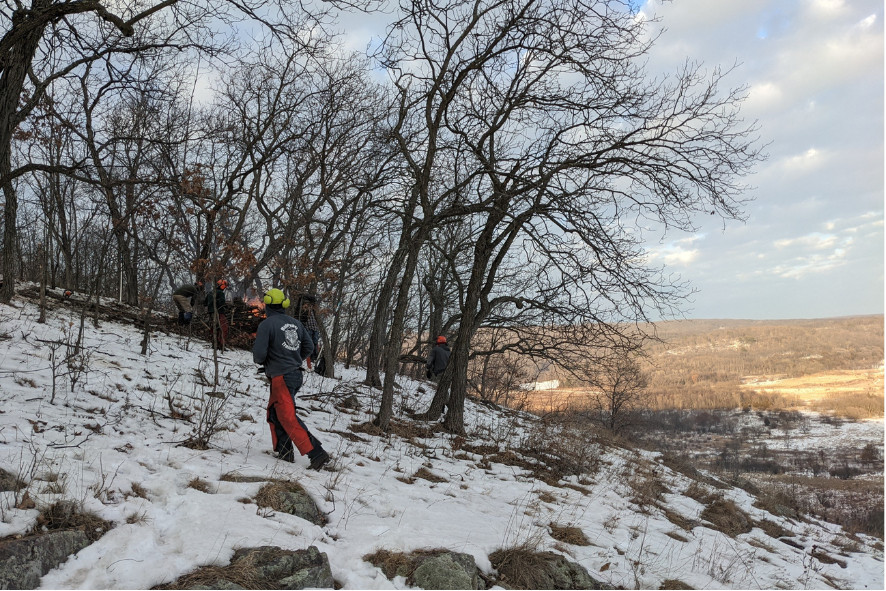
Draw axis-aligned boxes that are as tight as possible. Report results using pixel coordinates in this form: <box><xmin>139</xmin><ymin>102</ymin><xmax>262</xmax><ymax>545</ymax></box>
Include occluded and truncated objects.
<box><xmin>436</xmin><ymin>335</ymin><xmax>447</xmax><ymax>344</ymax></box>
<box><xmin>217</xmin><ymin>279</ymin><xmax>228</xmax><ymax>290</ymax></box>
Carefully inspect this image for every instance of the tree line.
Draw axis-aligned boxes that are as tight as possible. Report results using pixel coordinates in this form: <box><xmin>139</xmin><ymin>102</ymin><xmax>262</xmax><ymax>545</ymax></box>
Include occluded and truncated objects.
<box><xmin>0</xmin><ymin>0</ymin><xmax>762</xmax><ymax>433</ymax></box>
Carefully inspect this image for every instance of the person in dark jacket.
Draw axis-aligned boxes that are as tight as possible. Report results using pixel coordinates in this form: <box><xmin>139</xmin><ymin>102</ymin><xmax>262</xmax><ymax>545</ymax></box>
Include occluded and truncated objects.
<box><xmin>253</xmin><ymin>288</ymin><xmax>330</xmax><ymax>470</ymax></box>
<box><xmin>426</xmin><ymin>335</ymin><xmax>451</xmax><ymax>382</ymax></box>
<box><xmin>172</xmin><ymin>281</ymin><xmax>203</xmax><ymax>325</ymax></box>
<box><xmin>206</xmin><ymin>279</ymin><xmax>229</xmax><ymax>350</ymax></box>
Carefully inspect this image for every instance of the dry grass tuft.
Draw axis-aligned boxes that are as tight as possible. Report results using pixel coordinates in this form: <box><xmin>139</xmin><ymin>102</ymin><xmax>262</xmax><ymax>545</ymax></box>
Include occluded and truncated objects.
<box><xmin>129</xmin><ymin>482</ymin><xmax>149</xmax><ymax>499</ymax></box>
<box><xmin>126</xmin><ymin>510</ymin><xmax>150</xmax><ymax>525</ymax></box>
<box><xmin>664</xmin><ymin>531</ymin><xmax>689</xmax><ymax>543</ymax></box>
<box><xmin>811</xmin><ymin>547</ymin><xmax>847</xmax><ymax>568</ymax></box>
<box><xmin>753</xmin><ymin>518</ymin><xmax>791</xmax><ymax>540</ymax></box>
<box><xmin>626</xmin><ymin>465</ymin><xmax>669</xmax><ymax>511</ymax></box>
<box><xmin>684</xmin><ymin>482</ymin><xmax>718</xmax><ymax>505</ymax></box>
<box><xmin>549</xmin><ymin>523</ymin><xmax>590</xmax><ymax>546</ymax></box>
<box><xmin>662</xmin><ymin>508</ymin><xmax>695</xmax><ymax>532</ymax></box>
<box><xmin>363</xmin><ymin>548</ymin><xmax>449</xmax><ymax>582</ymax></box>
<box><xmin>488</xmin><ymin>546</ymin><xmax>557</xmax><ymax>590</ymax></box>
<box><xmin>538</xmin><ymin>490</ymin><xmax>557</xmax><ymax>504</ymax></box>
<box><xmin>187</xmin><ymin>477</ymin><xmax>211</xmax><ymax>493</ymax></box>
<box><xmin>700</xmin><ymin>497</ymin><xmax>753</xmax><ymax>537</ymax></box>
<box><xmin>363</xmin><ymin>549</ymin><xmax>416</xmax><ymax>579</ymax></box>
<box><xmin>153</xmin><ymin>551</ymin><xmax>273</xmax><ymax>590</ymax></box>
<box><xmin>412</xmin><ymin>467</ymin><xmax>447</xmax><ymax>483</ymax></box>
<box><xmin>34</xmin><ymin>501</ymin><xmax>112</xmax><ymax>541</ymax></box>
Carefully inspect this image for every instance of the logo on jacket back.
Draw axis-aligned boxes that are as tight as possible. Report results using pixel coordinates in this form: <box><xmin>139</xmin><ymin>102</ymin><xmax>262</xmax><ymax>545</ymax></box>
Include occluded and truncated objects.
<box><xmin>281</xmin><ymin>325</ymin><xmax>301</xmax><ymax>352</ymax></box>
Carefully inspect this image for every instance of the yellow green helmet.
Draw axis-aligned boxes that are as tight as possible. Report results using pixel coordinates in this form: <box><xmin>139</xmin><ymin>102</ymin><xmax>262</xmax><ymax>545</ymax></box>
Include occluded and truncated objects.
<box><xmin>263</xmin><ymin>288</ymin><xmax>290</xmax><ymax>308</ymax></box>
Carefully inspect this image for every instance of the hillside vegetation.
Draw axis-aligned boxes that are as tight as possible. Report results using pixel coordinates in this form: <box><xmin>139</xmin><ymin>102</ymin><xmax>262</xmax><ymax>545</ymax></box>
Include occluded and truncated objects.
<box><xmin>525</xmin><ymin>317</ymin><xmax>884</xmax><ymax>418</ymax></box>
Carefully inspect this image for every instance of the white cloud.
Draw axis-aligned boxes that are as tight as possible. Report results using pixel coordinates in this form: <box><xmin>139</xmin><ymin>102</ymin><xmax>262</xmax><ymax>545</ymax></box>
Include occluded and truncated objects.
<box><xmin>646</xmin><ymin>236</ymin><xmax>704</xmax><ymax>267</ymax></box>
<box><xmin>774</xmin><ymin>232</ymin><xmax>839</xmax><ymax>250</ymax></box>
<box><xmin>810</xmin><ymin>0</ymin><xmax>847</xmax><ymax>19</ymax></box>
<box><xmin>780</xmin><ymin>148</ymin><xmax>826</xmax><ymax>173</ymax></box>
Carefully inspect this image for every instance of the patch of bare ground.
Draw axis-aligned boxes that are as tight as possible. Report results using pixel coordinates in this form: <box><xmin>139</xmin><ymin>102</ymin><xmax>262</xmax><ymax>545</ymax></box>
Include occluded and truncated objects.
<box><xmin>658</xmin><ymin>578</ymin><xmax>694</xmax><ymax>589</ymax></box>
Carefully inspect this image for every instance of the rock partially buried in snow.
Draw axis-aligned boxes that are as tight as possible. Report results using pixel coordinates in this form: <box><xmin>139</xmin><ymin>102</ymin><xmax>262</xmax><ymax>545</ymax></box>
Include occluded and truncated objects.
<box><xmin>155</xmin><ymin>546</ymin><xmax>334</xmax><ymax>590</ymax></box>
<box><xmin>0</xmin><ymin>529</ymin><xmax>92</xmax><ymax>589</ymax></box>
<box><xmin>410</xmin><ymin>551</ymin><xmax>479</xmax><ymax>590</ymax></box>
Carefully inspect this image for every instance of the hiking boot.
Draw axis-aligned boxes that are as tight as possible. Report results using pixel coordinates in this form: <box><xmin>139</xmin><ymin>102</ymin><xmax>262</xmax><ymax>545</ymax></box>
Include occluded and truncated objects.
<box><xmin>279</xmin><ymin>445</ymin><xmax>295</xmax><ymax>463</ymax></box>
<box><xmin>308</xmin><ymin>449</ymin><xmax>330</xmax><ymax>471</ymax></box>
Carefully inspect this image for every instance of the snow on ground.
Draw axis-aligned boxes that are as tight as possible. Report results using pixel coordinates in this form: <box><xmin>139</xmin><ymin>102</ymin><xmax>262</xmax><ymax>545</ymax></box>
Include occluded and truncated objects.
<box><xmin>0</xmin><ymin>298</ymin><xmax>883</xmax><ymax>590</ymax></box>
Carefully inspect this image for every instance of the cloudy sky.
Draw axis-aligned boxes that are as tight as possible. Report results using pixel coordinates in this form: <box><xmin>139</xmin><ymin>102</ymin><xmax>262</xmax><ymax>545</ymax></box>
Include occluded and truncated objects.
<box><xmin>337</xmin><ymin>0</ymin><xmax>883</xmax><ymax>320</ymax></box>
<box><xmin>635</xmin><ymin>0</ymin><xmax>883</xmax><ymax>319</ymax></box>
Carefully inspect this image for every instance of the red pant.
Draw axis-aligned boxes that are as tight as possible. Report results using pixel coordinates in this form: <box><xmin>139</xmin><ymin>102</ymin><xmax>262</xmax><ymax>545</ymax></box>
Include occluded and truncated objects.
<box><xmin>266</xmin><ymin>375</ymin><xmax>315</xmax><ymax>455</ymax></box>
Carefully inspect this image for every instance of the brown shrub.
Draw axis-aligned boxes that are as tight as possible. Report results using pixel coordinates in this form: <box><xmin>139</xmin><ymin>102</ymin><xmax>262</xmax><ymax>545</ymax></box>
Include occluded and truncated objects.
<box><xmin>684</xmin><ymin>482</ymin><xmax>717</xmax><ymax>505</ymax></box>
<box><xmin>34</xmin><ymin>501</ymin><xmax>112</xmax><ymax>542</ymax></box>
<box><xmin>659</xmin><ymin>578</ymin><xmax>694</xmax><ymax>589</ymax></box>
<box><xmin>699</xmin><ymin>498</ymin><xmax>753</xmax><ymax>537</ymax></box>
<box><xmin>662</xmin><ymin>508</ymin><xmax>695</xmax><ymax>532</ymax></box>
<box><xmin>549</xmin><ymin>524</ymin><xmax>590</xmax><ymax>546</ymax></box>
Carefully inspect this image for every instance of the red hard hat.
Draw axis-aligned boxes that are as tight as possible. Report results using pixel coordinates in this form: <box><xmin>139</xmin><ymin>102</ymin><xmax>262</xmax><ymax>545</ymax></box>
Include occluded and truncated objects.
<box><xmin>217</xmin><ymin>279</ymin><xmax>228</xmax><ymax>290</ymax></box>
<box><xmin>436</xmin><ymin>335</ymin><xmax>447</xmax><ymax>344</ymax></box>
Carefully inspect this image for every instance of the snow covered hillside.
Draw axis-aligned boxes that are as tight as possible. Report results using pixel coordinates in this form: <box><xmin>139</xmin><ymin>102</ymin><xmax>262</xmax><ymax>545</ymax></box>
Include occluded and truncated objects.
<box><xmin>0</xmin><ymin>298</ymin><xmax>883</xmax><ymax>589</ymax></box>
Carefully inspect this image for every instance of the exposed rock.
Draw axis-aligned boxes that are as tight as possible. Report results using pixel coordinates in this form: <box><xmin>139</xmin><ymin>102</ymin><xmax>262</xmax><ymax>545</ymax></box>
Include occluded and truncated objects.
<box><xmin>275</xmin><ymin>490</ymin><xmax>324</xmax><ymax>526</ymax></box>
<box><xmin>255</xmin><ymin>482</ymin><xmax>326</xmax><ymax>526</ymax></box>
<box><xmin>490</xmin><ymin>549</ymin><xmax>611</xmax><ymax>590</ymax></box>
<box><xmin>365</xmin><ymin>549</ymin><xmax>480</xmax><ymax>589</ymax></box>
<box><xmin>543</xmin><ymin>553</ymin><xmax>608</xmax><ymax>590</ymax></box>
<box><xmin>156</xmin><ymin>546</ymin><xmax>333</xmax><ymax>590</ymax></box>
<box><xmin>410</xmin><ymin>552</ymin><xmax>479</xmax><ymax>590</ymax></box>
<box><xmin>0</xmin><ymin>468</ymin><xmax>24</xmax><ymax>492</ymax></box>
<box><xmin>0</xmin><ymin>529</ymin><xmax>91</xmax><ymax>589</ymax></box>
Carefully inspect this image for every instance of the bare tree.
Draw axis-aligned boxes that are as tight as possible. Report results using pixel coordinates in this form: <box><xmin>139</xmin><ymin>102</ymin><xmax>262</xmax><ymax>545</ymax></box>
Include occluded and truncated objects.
<box><xmin>373</xmin><ymin>0</ymin><xmax>762</xmax><ymax>433</ymax></box>
<box><xmin>586</xmin><ymin>353</ymin><xmax>647</xmax><ymax>433</ymax></box>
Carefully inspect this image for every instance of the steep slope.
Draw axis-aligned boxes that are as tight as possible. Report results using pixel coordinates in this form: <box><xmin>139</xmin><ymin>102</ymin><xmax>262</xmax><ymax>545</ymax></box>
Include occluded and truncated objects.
<box><xmin>0</xmin><ymin>297</ymin><xmax>882</xmax><ymax>589</ymax></box>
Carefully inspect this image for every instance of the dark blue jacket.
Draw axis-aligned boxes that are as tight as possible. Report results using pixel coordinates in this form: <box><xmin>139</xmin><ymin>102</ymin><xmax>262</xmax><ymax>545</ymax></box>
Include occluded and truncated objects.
<box><xmin>427</xmin><ymin>343</ymin><xmax>451</xmax><ymax>376</ymax></box>
<box><xmin>253</xmin><ymin>307</ymin><xmax>314</xmax><ymax>377</ymax></box>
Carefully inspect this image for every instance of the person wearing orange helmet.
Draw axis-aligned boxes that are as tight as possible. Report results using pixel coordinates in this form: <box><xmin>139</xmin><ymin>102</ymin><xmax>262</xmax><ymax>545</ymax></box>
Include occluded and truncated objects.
<box><xmin>426</xmin><ymin>335</ymin><xmax>451</xmax><ymax>382</ymax></box>
<box><xmin>205</xmin><ymin>279</ymin><xmax>229</xmax><ymax>350</ymax></box>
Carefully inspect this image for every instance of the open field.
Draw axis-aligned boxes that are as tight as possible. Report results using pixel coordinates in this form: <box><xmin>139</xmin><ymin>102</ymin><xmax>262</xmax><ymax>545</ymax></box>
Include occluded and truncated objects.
<box><xmin>510</xmin><ymin>316</ymin><xmax>884</xmax><ymax>417</ymax></box>
<box><xmin>740</xmin><ymin>367</ymin><xmax>884</xmax><ymax>404</ymax></box>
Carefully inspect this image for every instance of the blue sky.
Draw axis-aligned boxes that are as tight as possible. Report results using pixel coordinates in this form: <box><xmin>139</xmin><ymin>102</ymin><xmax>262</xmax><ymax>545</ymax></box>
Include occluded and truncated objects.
<box><xmin>335</xmin><ymin>0</ymin><xmax>883</xmax><ymax>320</ymax></box>
<box><xmin>636</xmin><ymin>0</ymin><xmax>884</xmax><ymax>319</ymax></box>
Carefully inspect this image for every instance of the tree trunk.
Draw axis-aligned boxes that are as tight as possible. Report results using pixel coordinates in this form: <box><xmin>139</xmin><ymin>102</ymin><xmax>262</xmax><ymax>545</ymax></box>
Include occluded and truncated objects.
<box><xmin>0</xmin><ymin>3</ymin><xmax>51</xmax><ymax>302</ymax></box>
<box><xmin>374</xmin><ymin>226</ymin><xmax>428</xmax><ymax>430</ymax></box>
<box><xmin>364</xmin><ymin>243</ymin><xmax>407</xmax><ymax>388</ymax></box>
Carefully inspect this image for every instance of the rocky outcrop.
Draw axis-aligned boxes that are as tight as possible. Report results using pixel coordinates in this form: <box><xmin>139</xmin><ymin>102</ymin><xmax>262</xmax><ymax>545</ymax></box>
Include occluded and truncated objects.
<box><xmin>155</xmin><ymin>545</ymin><xmax>334</xmax><ymax>590</ymax></box>
<box><xmin>365</xmin><ymin>549</ymin><xmax>481</xmax><ymax>590</ymax></box>
<box><xmin>0</xmin><ymin>529</ymin><xmax>91</xmax><ymax>589</ymax></box>
<box><xmin>255</xmin><ymin>482</ymin><xmax>326</xmax><ymax>526</ymax></box>
<box><xmin>410</xmin><ymin>552</ymin><xmax>479</xmax><ymax>590</ymax></box>
<box><xmin>490</xmin><ymin>548</ymin><xmax>611</xmax><ymax>590</ymax></box>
